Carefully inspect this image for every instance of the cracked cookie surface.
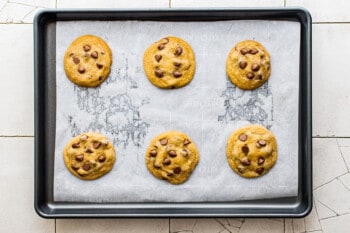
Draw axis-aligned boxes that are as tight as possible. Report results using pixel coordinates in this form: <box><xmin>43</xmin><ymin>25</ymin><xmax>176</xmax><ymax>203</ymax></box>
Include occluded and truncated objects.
<box><xmin>143</xmin><ymin>36</ymin><xmax>196</xmax><ymax>89</ymax></box>
<box><xmin>64</xmin><ymin>35</ymin><xmax>112</xmax><ymax>87</ymax></box>
<box><xmin>226</xmin><ymin>125</ymin><xmax>277</xmax><ymax>178</ymax></box>
<box><xmin>226</xmin><ymin>40</ymin><xmax>271</xmax><ymax>90</ymax></box>
<box><xmin>146</xmin><ymin>131</ymin><xmax>199</xmax><ymax>184</ymax></box>
<box><xmin>63</xmin><ymin>132</ymin><xmax>116</xmax><ymax>180</ymax></box>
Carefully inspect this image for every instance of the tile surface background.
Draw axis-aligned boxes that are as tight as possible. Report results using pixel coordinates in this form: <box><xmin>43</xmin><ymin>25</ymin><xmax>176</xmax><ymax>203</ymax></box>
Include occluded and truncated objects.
<box><xmin>1</xmin><ymin>0</ymin><xmax>349</xmax><ymax>232</ymax></box>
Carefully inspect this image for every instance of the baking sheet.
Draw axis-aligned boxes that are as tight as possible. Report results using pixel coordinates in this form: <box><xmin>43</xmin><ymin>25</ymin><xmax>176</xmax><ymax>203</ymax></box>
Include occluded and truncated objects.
<box><xmin>54</xmin><ymin>20</ymin><xmax>300</xmax><ymax>202</ymax></box>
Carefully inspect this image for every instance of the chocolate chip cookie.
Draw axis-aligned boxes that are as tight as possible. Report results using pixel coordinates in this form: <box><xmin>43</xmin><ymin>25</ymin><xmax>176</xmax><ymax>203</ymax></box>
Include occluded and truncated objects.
<box><xmin>143</xmin><ymin>36</ymin><xmax>196</xmax><ymax>89</ymax></box>
<box><xmin>226</xmin><ymin>40</ymin><xmax>271</xmax><ymax>90</ymax></box>
<box><xmin>64</xmin><ymin>35</ymin><xmax>112</xmax><ymax>87</ymax></box>
<box><xmin>63</xmin><ymin>132</ymin><xmax>116</xmax><ymax>180</ymax></box>
<box><xmin>145</xmin><ymin>131</ymin><xmax>199</xmax><ymax>184</ymax></box>
<box><xmin>226</xmin><ymin>125</ymin><xmax>277</xmax><ymax>178</ymax></box>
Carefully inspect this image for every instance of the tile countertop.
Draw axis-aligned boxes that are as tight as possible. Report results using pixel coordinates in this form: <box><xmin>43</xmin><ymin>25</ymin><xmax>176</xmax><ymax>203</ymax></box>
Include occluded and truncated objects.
<box><xmin>0</xmin><ymin>0</ymin><xmax>349</xmax><ymax>233</ymax></box>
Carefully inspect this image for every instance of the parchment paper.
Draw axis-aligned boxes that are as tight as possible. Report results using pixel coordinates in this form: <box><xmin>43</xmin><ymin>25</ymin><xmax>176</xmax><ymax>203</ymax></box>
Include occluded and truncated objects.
<box><xmin>54</xmin><ymin>20</ymin><xmax>300</xmax><ymax>202</ymax></box>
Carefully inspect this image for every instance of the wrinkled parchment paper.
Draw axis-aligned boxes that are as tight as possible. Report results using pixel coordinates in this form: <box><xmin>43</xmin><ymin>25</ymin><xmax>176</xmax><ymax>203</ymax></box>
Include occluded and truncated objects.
<box><xmin>54</xmin><ymin>20</ymin><xmax>300</xmax><ymax>202</ymax></box>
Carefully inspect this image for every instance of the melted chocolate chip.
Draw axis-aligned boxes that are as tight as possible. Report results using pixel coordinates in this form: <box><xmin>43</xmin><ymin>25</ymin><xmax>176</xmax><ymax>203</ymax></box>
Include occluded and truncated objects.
<box><xmin>173</xmin><ymin>167</ymin><xmax>182</xmax><ymax>174</ymax></box>
<box><xmin>173</xmin><ymin>70</ymin><xmax>182</xmax><ymax>78</ymax></box>
<box><xmin>183</xmin><ymin>139</ymin><xmax>191</xmax><ymax>146</ymax></box>
<box><xmin>155</xmin><ymin>54</ymin><xmax>162</xmax><ymax>62</ymax></box>
<box><xmin>150</xmin><ymin>149</ymin><xmax>157</xmax><ymax>157</ymax></box>
<box><xmin>258</xmin><ymin>156</ymin><xmax>265</xmax><ymax>165</ymax></box>
<box><xmin>71</xmin><ymin>164</ymin><xmax>80</xmax><ymax>170</ymax></box>
<box><xmin>242</xmin><ymin>145</ymin><xmax>249</xmax><ymax>154</ymax></box>
<box><xmin>82</xmin><ymin>163</ymin><xmax>90</xmax><ymax>171</ymax></box>
<box><xmin>155</xmin><ymin>68</ymin><xmax>164</xmax><ymax>78</ymax></box>
<box><xmin>93</xmin><ymin>142</ymin><xmax>101</xmax><ymax>149</ymax></box>
<box><xmin>157</xmin><ymin>43</ymin><xmax>165</xmax><ymax>50</ymax></box>
<box><xmin>96</xmin><ymin>63</ymin><xmax>103</xmax><ymax>69</ymax></box>
<box><xmin>72</xmin><ymin>142</ymin><xmax>80</xmax><ymax>148</ymax></box>
<box><xmin>91</xmin><ymin>51</ymin><xmax>98</xmax><ymax>59</ymax></box>
<box><xmin>258</xmin><ymin>139</ymin><xmax>266</xmax><ymax>147</ymax></box>
<box><xmin>238</xmin><ymin>167</ymin><xmax>244</xmax><ymax>173</ymax></box>
<box><xmin>154</xmin><ymin>163</ymin><xmax>161</xmax><ymax>169</ymax></box>
<box><xmin>78</xmin><ymin>67</ymin><xmax>85</xmax><ymax>74</ymax></box>
<box><xmin>168</xmin><ymin>150</ymin><xmax>177</xmax><ymax>158</ymax></box>
<box><xmin>98</xmin><ymin>154</ymin><xmax>106</xmax><ymax>162</ymax></box>
<box><xmin>75</xmin><ymin>154</ymin><xmax>84</xmax><ymax>161</ymax></box>
<box><xmin>240</xmin><ymin>158</ymin><xmax>251</xmax><ymax>166</ymax></box>
<box><xmin>85</xmin><ymin>148</ymin><xmax>93</xmax><ymax>153</ymax></box>
<box><xmin>240</xmin><ymin>49</ymin><xmax>248</xmax><ymax>55</ymax></box>
<box><xmin>162</xmin><ymin>158</ymin><xmax>171</xmax><ymax>165</ymax></box>
<box><xmin>83</xmin><ymin>45</ymin><xmax>91</xmax><ymax>52</ymax></box>
<box><xmin>73</xmin><ymin>57</ymin><xmax>80</xmax><ymax>64</ymax></box>
<box><xmin>246</xmin><ymin>72</ymin><xmax>255</xmax><ymax>79</ymax></box>
<box><xmin>239</xmin><ymin>61</ymin><xmax>247</xmax><ymax>69</ymax></box>
<box><xmin>160</xmin><ymin>138</ymin><xmax>168</xmax><ymax>145</ymax></box>
<box><xmin>174</xmin><ymin>61</ymin><xmax>181</xmax><ymax>67</ymax></box>
<box><xmin>251</xmin><ymin>63</ymin><xmax>260</xmax><ymax>72</ymax></box>
<box><xmin>174</xmin><ymin>46</ymin><xmax>183</xmax><ymax>56</ymax></box>
<box><xmin>256</xmin><ymin>167</ymin><xmax>264</xmax><ymax>174</ymax></box>
<box><xmin>249</xmin><ymin>48</ymin><xmax>258</xmax><ymax>54</ymax></box>
<box><xmin>238</xmin><ymin>133</ymin><xmax>247</xmax><ymax>142</ymax></box>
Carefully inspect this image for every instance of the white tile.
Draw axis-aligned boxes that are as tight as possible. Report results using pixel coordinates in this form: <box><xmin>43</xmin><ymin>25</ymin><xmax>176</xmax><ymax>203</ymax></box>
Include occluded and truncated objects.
<box><xmin>227</xmin><ymin>218</ymin><xmax>243</xmax><ymax>228</ymax></box>
<box><xmin>239</xmin><ymin>219</ymin><xmax>284</xmax><ymax>233</ymax></box>
<box><xmin>339</xmin><ymin>147</ymin><xmax>350</xmax><ymax>171</ymax></box>
<box><xmin>339</xmin><ymin>173</ymin><xmax>350</xmax><ymax>190</ymax></box>
<box><xmin>292</xmin><ymin>218</ymin><xmax>305</xmax><ymax>233</ymax></box>
<box><xmin>0</xmin><ymin>24</ymin><xmax>33</xmax><ymax>136</ymax></box>
<box><xmin>312</xmin><ymin>24</ymin><xmax>350</xmax><ymax>137</ymax></box>
<box><xmin>305</xmin><ymin>203</ymin><xmax>322</xmax><ymax>232</ymax></box>
<box><xmin>57</xmin><ymin>0</ymin><xmax>168</xmax><ymax>8</ymax></box>
<box><xmin>315</xmin><ymin>199</ymin><xmax>337</xmax><ymax>220</ymax></box>
<box><xmin>192</xmin><ymin>219</ymin><xmax>224</xmax><ymax>233</ymax></box>
<box><xmin>336</xmin><ymin>138</ymin><xmax>350</xmax><ymax>147</ymax></box>
<box><xmin>321</xmin><ymin>214</ymin><xmax>350</xmax><ymax>233</ymax></box>
<box><xmin>57</xmin><ymin>219</ymin><xmax>169</xmax><ymax>233</ymax></box>
<box><xmin>0</xmin><ymin>137</ymin><xmax>55</xmax><ymax>233</ymax></box>
<box><xmin>0</xmin><ymin>0</ymin><xmax>55</xmax><ymax>23</ymax></box>
<box><xmin>286</xmin><ymin>0</ymin><xmax>350</xmax><ymax>22</ymax></box>
<box><xmin>313</xmin><ymin>139</ymin><xmax>348</xmax><ymax>188</ymax></box>
<box><xmin>170</xmin><ymin>218</ymin><xmax>197</xmax><ymax>232</ymax></box>
<box><xmin>314</xmin><ymin>179</ymin><xmax>350</xmax><ymax>215</ymax></box>
<box><xmin>171</xmin><ymin>0</ymin><xmax>284</xmax><ymax>7</ymax></box>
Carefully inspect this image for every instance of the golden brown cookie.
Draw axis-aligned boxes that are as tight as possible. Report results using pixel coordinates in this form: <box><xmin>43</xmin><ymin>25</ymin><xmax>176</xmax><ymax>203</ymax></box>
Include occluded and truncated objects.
<box><xmin>226</xmin><ymin>125</ymin><xmax>277</xmax><ymax>178</ymax></box>
<box><xmin>145</xmin><ymin>131</ymin><xmax>199</xmax><ymax>184</ymax></box>
<box><xmin>143</xmin><ymin>36</ymin><xmax>196</xmax><ymax>89</ymax></box>
<box><xmin>63</xmin><ymin>132</ymin><xmax>116</xmax><ymax>180</ymax></box>
<box><xmin>64</xmin><ymin>35</ymin><xmax>112</xmax><ymax>87</ymax></box>
<box><xmin>226</xmin><ymin>40</ymin><xmax>271</xmax><ymax>90</ymax></box>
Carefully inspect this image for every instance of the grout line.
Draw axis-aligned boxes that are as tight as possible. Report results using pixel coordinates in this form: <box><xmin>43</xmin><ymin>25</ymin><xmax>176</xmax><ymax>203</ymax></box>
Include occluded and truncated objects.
<box><xmin>169</xmin><ymin>218</ymin><xmax>171</xmax><ymax>233</ymax></box>
<box><xmin>336</xmin><ymin>139</ymin><xmax>350</xmax><ymax>172</ymax></box>
<box><xmin>313</xmin><ymin>21</ymin><xmax>350</xmax><ymax>24</ymax></box>
<box><xmin>313</xmin><ymin>136</ymin><xmax>350</xmax><ymax>139</ymax></box>
<box><xmin>313</xmin><ymin>171</ymin><xmax>348</xmax><ymax>191</ymax></box>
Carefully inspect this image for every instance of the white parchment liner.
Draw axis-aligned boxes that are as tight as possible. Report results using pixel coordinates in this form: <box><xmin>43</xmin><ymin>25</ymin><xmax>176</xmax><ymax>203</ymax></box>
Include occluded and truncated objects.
<box><xmin>54</xmin><ymin>20</ymin><xmax>300</xmax><ymax>202</ymax></box>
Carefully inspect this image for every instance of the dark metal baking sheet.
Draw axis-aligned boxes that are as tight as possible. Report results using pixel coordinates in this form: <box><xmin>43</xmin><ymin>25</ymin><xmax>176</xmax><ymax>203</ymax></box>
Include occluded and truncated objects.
<box><xmin>34</xmin><ymin>8</ymin><xmax>312</xmax><ymax>218</ymax></box>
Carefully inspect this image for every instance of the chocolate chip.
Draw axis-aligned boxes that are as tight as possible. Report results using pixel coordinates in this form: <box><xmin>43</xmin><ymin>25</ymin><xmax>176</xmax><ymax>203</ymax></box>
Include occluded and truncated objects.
<box><xmin>174</xmin><ymin>46</ymin><xmax>183</xmax><ymax>56</ymax></box>
<box><xmin>155</xmin><ymin>68</ymin><xmax>164</xmax><ymax>78</ymax></box>
<box><xmin>257</xmin><ymin>74</ymin><xmax>263</xmax><ymax>80</ymax></box>
<box><xmin>83</xmin><ymin>45</ymin><xmax>91</xmax><ymax>52</ymax></box>
<box><xmin>256</xmin><ymin>167</ymin><xmax>264</xmax><ymax>174</ymax></box>
<box><xmin>96</xmin><ymin>63</ymin><xmax>103</xmax><ymax>69</ymax></box>
<box><xmin>69</xmin><ymin>53</ymin><xmax>74</xmax><ymax>57</ymax></box>
<box><xmin>238</xmin><ymin>167</ymin><xmax>244</xmax><ymax>173</ymax></box>
<box><xmin>181</xmin><ymin>149</ymin><xmax>188</xmax><ymax>157</ymax></box>
<box><xmin>242</xmin><ymin>145</ymin><xmax>249</xmax><ymax>154</ymax></box>
<box><xmin>173</xmin><ymin>167</ymin><xmax>181</xmax><ymax>174</ymax></box>
<box><xmin>98</xmin><ymin>154</ymin><xmax>106</xmax><ymax>162</ymax></box>
<box><xmin>163</xmin><ymin>38</ymin><xmax>169</xmax><ymax>44</ymax></box>
<box><xmin>82</xmin><ymin>163</ymin><xmax>90</xmax><ymax>171</ymax></box>
<box><xmin>162</xmin><ymin>158</ymin><xmax>171</xmax><ymax>165</ymax></box>
<box><xmin>153</xmin><ymin>163</ymin><xmax>161</xmax><ymax>169</ymax></box>
<box><xmin>157</xmin><ymin>43</ymin><xmax>165</xmax><ymax>50</ymax></box>
<box><xmin>160</xmin><ymin>138</ymin><xmax>168</xmax><ymax>145</ymax></box>
<box><xmin>75</xmin><ymin>154</ymin><xmax>84</xmax><ymax>161</ymax></box>
<box><xmin>173</xmin><ymin>70</ymin><xmax>182</xmax><ymax>78</ymax></box>
<box><xmin>239</xmin><ymin>61</ymin><xmax>247</xmax><ymax>69</ymax></box>
<box><xmin>240</xmin><ymin>49</ymin><xmax>248</xmax><ymax>55</ymax></box>
<box><xmin>183</xmin><ymin>139</ymin><xmax>191</xmax><ymax>146</ymax></box>
<box><xmin>168</xmin><ymin>150</ymin><xmax>177</xmax><ymax>158</ymax></box>
<box><xmin>258</xmin><ymin>156</ymin><xmax>265</xmax><ymax>165</ymax></box>
<box><xmin>85</xmin><ymin>148</ymin><xmax>93</xmax><ymax>153</ymax></box>
<box><xmin>98</xmin><ymin>76</ymin><xmax>102</xmax><ymax>81</ymax></box>
<box><xmin>73</xmin><ymin>57</ymin><xmax>80</xmax><ymax>64</ymax></box>
<box><xmin>80</xmin><ymin>135</ymin><xmax>88</xmax><ymax>141</ymax></box>
<box><xmin>240</xmin><ymin>157</ymin><xmax>251</xmax><ymax>166</ymax></box>
<box><xmin>155</xmin><ymin>54</ymin><xmax>162</xmax><ymax>62</ymax></box>
<box><xmin>72</xmin><ymin>142</ymin><xmax>80</xmax><ymax>148</ymax></box>
<box><xmin>78</xmin><ymin>67</ymin><xmax>85</xmax><ymax>74</ymax></box>
<box><xmin>71</xmin><ymin>164</ymin><xmax>79</xmax><ymax>170</ymax></box>
<box><xmin>150</xmin><ymin>149</ymin><xmax>157</xmax><ymax>157</ymax></box>
<box><xmin>93</xmin><ymin>142</ymin><xmax>101</xmax><ymax>149</ymax></box>
<box><xmin>174</xmin><ymin>61</ymin><xmax>181</xmax><ymax>67</ymax></box>
<box><xmin>251</xmin><ymin>64</ymin><xmax>260</xmax><ymax>72</ymax></box>
<box><xmin>258</xmin><ymin>139</ymin><xmax>266</xmax><ymax>147</ymax></box>
<box><xmin>249</xmin><ymin>48</ymin><xmax>258</xmax><ymax>54</ymax></box>
<box><xmin>167</xmin><ymin>172</ymin><xmax>173</xmax><ymax>176</ymax></box>
<box><xmin>246</xmin><ymin>72</ymin><xmax>254</xmax><ymax>79</ymax></box>
<box><xmin>91</xmin><ymin>51</ymin><xmax>98</xmax><ymax>59</ymax></box>
<box><xmin>238</xmin><ymin>133</ymin><xmax>247</xmax><ymax>142</ymax></box>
